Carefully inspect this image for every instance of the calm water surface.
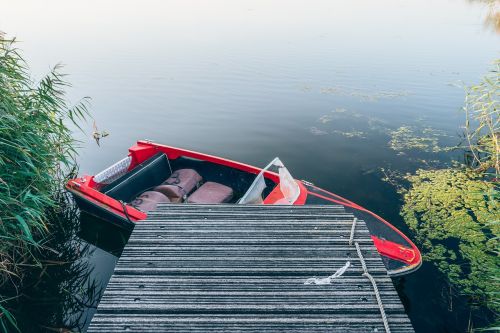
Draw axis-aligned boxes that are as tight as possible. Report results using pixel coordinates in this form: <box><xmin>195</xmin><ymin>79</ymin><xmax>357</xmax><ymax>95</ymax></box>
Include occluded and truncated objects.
<box><xmin>1</xmin><ymin>0</ymin><xmax>499</xmax><ymax>332</ymax></box>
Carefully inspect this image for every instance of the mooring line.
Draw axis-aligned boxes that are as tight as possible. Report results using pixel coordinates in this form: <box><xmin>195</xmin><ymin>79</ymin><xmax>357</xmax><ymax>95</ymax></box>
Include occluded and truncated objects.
<box><xmin>355</xmin><ymin>241</ymin><xmax>391</xmax><ymax>333</ymax></box>
<box><xmin>119</xmin><ymin>200</ymin><xmax>133</xmax><ymax>224</ymax></box>
<box><xmin>349</xmin><ymin>217</ymin><xmax>357</xmax><ymax>245</ymax></box>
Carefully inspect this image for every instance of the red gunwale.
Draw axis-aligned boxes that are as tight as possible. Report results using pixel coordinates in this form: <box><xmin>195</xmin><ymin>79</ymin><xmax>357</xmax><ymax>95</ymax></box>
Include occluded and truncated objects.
<box><xmin>306</xmin><ymin>186</ymin><xmax>422</xmax><ymax>270</ymax></box>
<box><xmin>130</xmin><ymin>140</ymin><xmax>281</xmax><ymax>183</ymax></box>
<box><xmin>66</xmin><ymin>140</ymin><xmax>422</xmax><ymax>275</ymax></box>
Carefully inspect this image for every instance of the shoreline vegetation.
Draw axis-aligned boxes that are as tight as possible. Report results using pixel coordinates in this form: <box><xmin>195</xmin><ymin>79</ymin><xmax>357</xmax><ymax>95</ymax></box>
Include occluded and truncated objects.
<box><xmin>0</xmin><ymin>35</ymin><xmax>98</xmax><ymax>332</ymax></box>
<box><xmin>396</xmin><ymin>61</ymin><xmax>499</xmax><ymax>330</ymax></box>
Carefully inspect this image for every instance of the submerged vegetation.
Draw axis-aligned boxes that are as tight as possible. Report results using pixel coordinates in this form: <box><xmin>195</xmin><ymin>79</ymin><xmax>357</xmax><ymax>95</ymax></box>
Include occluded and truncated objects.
<box><xmin>388</xmin><ymin>126</ymin><xmax>453</xmax><ymax>153</ymax></box>
<box><xmin>0</xmin><ymin>35</ymin><xmax>96</xmax><ymax>331</ymax></box>
<box><xmin>320</xmin><ymin>85</ymin><xmax>410</xmax><ymax>102</ymax></box>
<box><xmin>401</xmin><ymin>169</ymin><xmax>498</xmax><ymax>307</ymax></box>
<box><xmin>398</xmin><ymin>61</ymin><xmax>499</xmax><ymax>327</ymax></box>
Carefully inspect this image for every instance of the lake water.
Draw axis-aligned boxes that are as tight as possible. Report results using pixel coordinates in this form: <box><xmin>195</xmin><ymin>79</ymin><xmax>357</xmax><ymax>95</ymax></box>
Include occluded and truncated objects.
<box><xmin>1</xmin><ymin>0</ymin><xmax>499</xmax><ymax>332</ymax></box>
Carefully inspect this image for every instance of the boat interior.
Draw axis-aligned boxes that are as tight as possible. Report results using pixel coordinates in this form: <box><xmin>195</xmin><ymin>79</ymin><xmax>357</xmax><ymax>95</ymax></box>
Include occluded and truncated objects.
<box><xmin>100</xmin><ymin>153</ymin><xmax>277</xmax><ymax>212</ymax></box>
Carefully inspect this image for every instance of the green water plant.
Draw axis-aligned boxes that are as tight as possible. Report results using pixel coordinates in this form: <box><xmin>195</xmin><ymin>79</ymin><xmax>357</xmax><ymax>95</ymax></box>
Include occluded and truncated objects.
<box><xmin>388</xmin><ymin>125</ymin><xmax>453</xmax><ymax>153</ymax></box>
<box><xmin>399</xmin><ymin>61</ymin><xmax>499</xmax><ymax>327</ymax></box>
<box><xmin>0</xmin><ymin>34</ymin><xmax>89</xmax><ymax>330</ymax></box>
<box><xmin>401</xmin><ymin>169</ymin><xmax>498</xmax><ymax>307</ymax></box>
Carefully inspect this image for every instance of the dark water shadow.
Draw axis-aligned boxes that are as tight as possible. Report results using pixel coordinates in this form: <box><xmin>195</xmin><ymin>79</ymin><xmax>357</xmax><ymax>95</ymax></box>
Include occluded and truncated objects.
<box><xmin>1</xmin><ymin>193</ymin><xmax>102</xmax><ymax>333</ymax></box>
<box><xmin>78</xmin><ymin>212</ymin><xmax>131</xmax><ymax>258</ymax></box>
<box><xmin>395</xmin><ymin>262</ymin><xmax>497</xmax><ymax>333</ymax></box>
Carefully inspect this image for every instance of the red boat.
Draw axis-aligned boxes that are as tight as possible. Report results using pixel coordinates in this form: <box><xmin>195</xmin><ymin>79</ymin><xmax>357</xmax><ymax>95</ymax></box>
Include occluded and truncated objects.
<box><xmin>66</xmin><ymin>140</ymin><xmax>421</xmax><ymax>276</ymax></box>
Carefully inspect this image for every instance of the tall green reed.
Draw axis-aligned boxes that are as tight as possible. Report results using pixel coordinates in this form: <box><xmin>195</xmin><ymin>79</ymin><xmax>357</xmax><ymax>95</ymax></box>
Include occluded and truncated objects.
<box><xmin>464</xmin><ymin>60</ymin><xmax>499</xmax><ymax>175</ymax></box>
<box><xmin>0</xmin><ymin>34</ymin><xmax>89</xmax><ymax>331</ymax></box>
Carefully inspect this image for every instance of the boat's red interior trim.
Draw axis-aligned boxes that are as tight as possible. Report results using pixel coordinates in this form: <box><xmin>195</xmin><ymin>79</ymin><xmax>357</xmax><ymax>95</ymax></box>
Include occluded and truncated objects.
<box><xmin>66</xmin><ymin>176</ymin><xmax>146</xmax><ymax>222</ymax></box>
<box><xmin>128</xmin><ymin>144</ymin><xmax>157</xmax><ymax>170</ymax></box>
<box><xmin>131</xmin><ymin>141</ymin><xmax>310</xmax><ymax>203</ymax></box>
<box><xmin>306</xmin><ymin>189</ymin><xmax>421</xmax><ymax>267</ymax></box>
<box><xmin>263</xmin><ymin>181</ymin><xmax>307</xmax><ymax>205</ymax></box>
<box><xmin>130</xmin><ymin>141</ymin><xmax>280</xmax><ymax>183</ymax></box>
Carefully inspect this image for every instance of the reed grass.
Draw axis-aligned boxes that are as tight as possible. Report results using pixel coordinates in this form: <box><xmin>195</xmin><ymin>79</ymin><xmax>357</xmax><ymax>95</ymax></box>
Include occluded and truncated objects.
<box><xmin>464</xmin><ymin>60</ymin><xmax>499</xmax><ymax>175</ymax></box>
<box><xmin>0</xmin><ymin>34</ymin><xmax>89</xmax><ymax>331</ymax></box>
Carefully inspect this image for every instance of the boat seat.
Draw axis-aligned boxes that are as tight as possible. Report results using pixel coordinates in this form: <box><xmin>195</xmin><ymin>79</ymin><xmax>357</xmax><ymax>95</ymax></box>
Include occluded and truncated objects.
<box><xmin>154</xmin><ymin>169</ymin><xmax>202</xmax><ymax>203</ymax></box>
<box><xmin>187</xmin><ymin>181</ymin><xmax>233</xmax><ymax>204</ymax></box>
<box><xmin>130</xmin><ymin>191</ymin><xmax>170</xmax><ymax>212</ymax></box>
<box><xmin>103</xmin><ymin>153</ymin><xmax>171</xmax><ymax>203</ymax></box>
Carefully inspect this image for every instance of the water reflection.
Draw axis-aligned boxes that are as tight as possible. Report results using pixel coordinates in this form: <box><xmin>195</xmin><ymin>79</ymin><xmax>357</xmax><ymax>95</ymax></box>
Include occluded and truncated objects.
<box><xmin>3</xmin><ymin>194</ymin><xmax>102</xmax><ymax>333</ymax></box>
<box><xmin>78</xmin><ymin>213</ymin><xmax>130</xmax><ymax>257</ymax></box>
<box><xmin>485</xmin><ymin>2</ymin><xmax>500</xmax><ymax>33</ymax></box>
<box><xmin>471</xmin><ymin>0</ymin><xmax>500</xmax><ymax>33</ymax></box>
<box><xmin>1</xmin><ymin>198</ymin><xmax>129</xmax><ymax>333</ymax></box>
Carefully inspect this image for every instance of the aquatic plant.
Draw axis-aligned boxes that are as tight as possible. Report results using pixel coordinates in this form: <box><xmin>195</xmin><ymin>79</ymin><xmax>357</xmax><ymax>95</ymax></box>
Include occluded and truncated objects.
<box><xmin>479</xmin><ymin>0</ymin><xmax>500</xmax><ymax>34</ymax></box>
<box><xmin>309</xmin><ymin>126</ymin><xmax>328</xmax><ymax>136</ymax></box>
<box><xmin>399</xmin><ymin>61</ymin><xmax>499</xmax><ymax>328</ymax></box>
<box><xmin>0</xmin><ymin>34</ymin><xmax>90</xmax><ymax>331</ymax></box>
<box><xmin>463</xmin><ymin>60</ymin><xmax>499</xmax><ymax>175</ymax></box>
<box><xmin>388</xmin><ymin>126</ymin><xmax>453</xmax><ymax>153</ymax></box>
<box><xmin>332</xmin><ymin>130</ymin><xmax>367</xmax><ymax>139</ymax></box>
<box><xmin>401</xmin><ymin>169</ymin><xmax>498</xmax><ymax>307</ymax></box>
<box><xmin>320</xmin><ymin>85</ymin><xmax>410</xmax><ymax>102</ymax></box>
<box><xmin>311</xmin><ymin>108</ymin><xmax>388</xmax><ymax>139</ymax></box>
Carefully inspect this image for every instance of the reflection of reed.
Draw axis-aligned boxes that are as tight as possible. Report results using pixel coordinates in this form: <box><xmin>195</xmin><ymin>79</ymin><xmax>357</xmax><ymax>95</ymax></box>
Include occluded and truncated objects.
<box><xmin>469</xmin><ymin>0</ymin><xmax>500</xmax><ymax>33</ymax></box>
<box><xmin>2</xmin><ymin>191</ymin><xmax>102</xmax><ymax>333</ymax></box>
<box><xmin>484</xmin><ymin>1</ymin><xmax>500</xmax><ymax>33</ymax></box>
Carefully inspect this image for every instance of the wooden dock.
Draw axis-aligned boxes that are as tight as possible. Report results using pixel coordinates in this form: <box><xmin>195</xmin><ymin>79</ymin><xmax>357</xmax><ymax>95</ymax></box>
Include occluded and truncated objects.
<box><xmin>88</xmin><ymin>204</ymin><xmax>414</xmax><ymax>333</ymax></box>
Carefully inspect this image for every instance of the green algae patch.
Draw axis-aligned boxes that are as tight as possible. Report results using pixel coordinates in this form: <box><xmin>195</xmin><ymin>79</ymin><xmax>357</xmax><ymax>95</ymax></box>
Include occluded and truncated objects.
<box><xmin>332</xmin><ymin>130</ymin><xmax>367</xmax><ymax>138</ymax></box>
<box><xmin>389</xmin><ymin>126</ymin><xmax>452</xmax><ymax>153</ymax></box>
<box><xmin>401</xmin><ymin>168</ymin><xmax>499</xmax><ymax>310</ymax></box>
<box><xmin>320</xmin><ymin>85</ymin><xmax>410</xmax><ymax>102</ymax></box>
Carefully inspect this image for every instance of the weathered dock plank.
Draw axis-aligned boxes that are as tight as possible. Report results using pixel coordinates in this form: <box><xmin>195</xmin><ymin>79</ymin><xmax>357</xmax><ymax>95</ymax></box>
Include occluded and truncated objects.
<box><xmin>88</xmin><ymin>204</ymin><xmax>414</xmax><ymax>333</ymax></box>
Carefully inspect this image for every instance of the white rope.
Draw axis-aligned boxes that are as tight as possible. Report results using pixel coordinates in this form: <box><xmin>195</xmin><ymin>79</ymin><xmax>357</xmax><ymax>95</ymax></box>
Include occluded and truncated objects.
<box><xmin>355</xmin><ymin>242</ymin><xmax>391</xmax><ymax>333</ymax></box>
<box><xmin>304</xmin><ymin>261</ymin><xmax>351</xmax><ymax>285</ymax></box>
<box><xmin>349</xmin><ymin>217</ymin><xmax>357</xmax><ymax>245</ymax></box>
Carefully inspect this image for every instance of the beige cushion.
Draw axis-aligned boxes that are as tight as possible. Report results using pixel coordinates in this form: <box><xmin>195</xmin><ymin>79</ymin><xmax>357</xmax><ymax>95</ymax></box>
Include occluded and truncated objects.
<box><xmin>187</xmin><ymin>182</ymin><xmax>233</xmax><ymax>204</ymax></box>
<box><xmin>130</xmin><ymin>191</ymin><xmax>170</xmax><ymax>212</ymax></box>
<box><xmin>154</xmin><ymin>169</ymin><xmax>202</xmax><ymax>203</ymax></box>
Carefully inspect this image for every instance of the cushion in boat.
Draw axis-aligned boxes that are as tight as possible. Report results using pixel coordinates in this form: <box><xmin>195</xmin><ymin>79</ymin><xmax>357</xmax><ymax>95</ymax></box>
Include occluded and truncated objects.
<box><xmin>154</xmin><ymin>169</ymin><xmax>202</xmax><ymax>203</ymax></box>
<box><xmin>130</xmin><ymin>190</ymin><xmax>170</xmax><ymax>212</ymax></box>
<box><xmin>187</xmin><ymin>181</ymin><xmax>233</xmax><ymax>204</ymax></box>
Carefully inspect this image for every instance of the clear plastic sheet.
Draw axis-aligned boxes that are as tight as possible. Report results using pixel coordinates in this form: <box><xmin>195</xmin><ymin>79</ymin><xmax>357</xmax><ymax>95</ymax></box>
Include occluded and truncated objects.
<box><xmin>239</xmin><ymin>157</ymin><xmax>299</xmax><ymax>205</ymax></box>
